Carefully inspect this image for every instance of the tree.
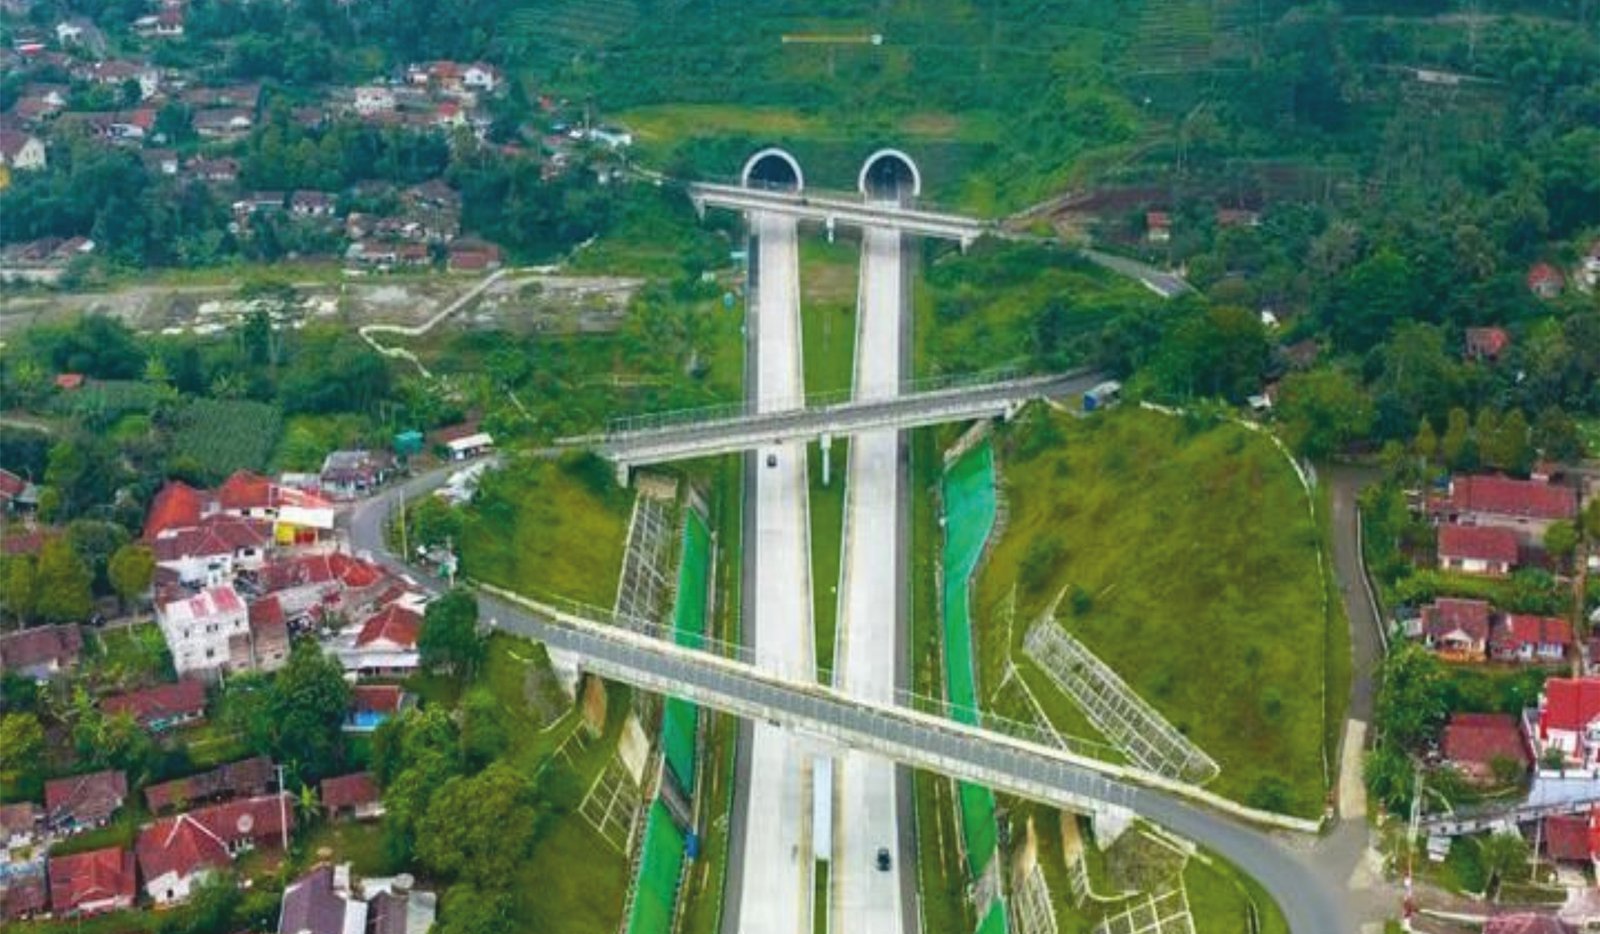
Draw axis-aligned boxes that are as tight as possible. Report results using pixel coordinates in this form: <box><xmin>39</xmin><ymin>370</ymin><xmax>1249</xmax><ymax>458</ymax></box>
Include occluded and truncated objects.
<box><xmin>1374</xmin><ymin>643</ymin><xmax>1449</xmax><ymax>749</ymax></box>
<box><xmin>1440</xmin><ymin>407</ymin><xmax>1473</xmax><ymax>470</ymax></box>
<box><xmin>67</xmin><ymin>519</ymin><xmax>131</xmax><ymax>595</ymax></box>
<box><xmin>108</xmin><ymin>544</ymin><xmax>155</xmax><ymax>611</ymax></box>
<box><xmin>1414</xmin><ymin>418</ymin><xmax>1437</xmax><ymax>464</ymax></box>
<box><xmin>270</xmin><ymin>644</ymin><xmax>351</xmax><ymax>781</ymax></box>
<box><xmin>1362</xmin><ymin>743</ymin><xmax>1415</xmax><ymax>814</ymax></box>
<box><xmin>1533</xmin><ymin>406</ymin><xmax>1584</xmax><ymax>462</ymax></box>
<box><xmin>34</xmin><ymin>538</ymin><xmax>94</xmax><ymax>622</ymax></box>
<box><xmin>1276</xmin><ymin>368</ymin><xmax>1374</xmax><ymax>459</ymax></box>
<box><xmin>0</xmin><ymin>711</ymin><xmax>45</xmax><ymax>792</ymax></box>
<box><xmin>1482</xmin><ymin>408</ymin><xmax>1531</xmax><ymax>474</ymax></box>
<box><xmin>1545</xmin><ymin>521</ymin><xmax>1579</xmax><ymax>565</ymax></box>
<box><xmin>436</xmin><ymin>884</ymin><xmax>515</xmax><ymax>934</ymax></box>
<box><xmin>415</xmin><ymin>763</ymin><xmax>544</xmax><ymax>886</ymax></box>
<box><xmin>1479</xmin><ymin>831</ymin><xmax>1529</xmax><ymax>898</ymax></box>
<box><xmin>0</xmin><ymin>556</ymin><xmax>39</xmax><ymax>625</ymax></box>
<box><xmin>419</xmin><ymin>590</ymin><xmax>484</xmax><ymax>679</ymax></box>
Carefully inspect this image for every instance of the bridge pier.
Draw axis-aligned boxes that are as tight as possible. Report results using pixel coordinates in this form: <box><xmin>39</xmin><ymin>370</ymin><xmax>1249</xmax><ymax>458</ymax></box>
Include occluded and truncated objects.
<box><xmin>820</xmin><ymin>434</ymin><xmax>832</xmax><ymax>486</ymax></box>
<box><xmin>615</xmin><ymin>460</ymin><xmax>631</xmax><ymax>487</ymax></box>
<box><xmin>825</xmin><ymin>215</ymin><xmax>836</xmax><ymax>243</ymax></box>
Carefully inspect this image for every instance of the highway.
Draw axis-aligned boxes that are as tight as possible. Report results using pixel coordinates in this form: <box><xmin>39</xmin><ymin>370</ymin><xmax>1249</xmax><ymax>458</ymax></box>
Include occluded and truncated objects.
<box><xmin>689</xmin><ymin>182</ymin><xmax>988</xmax><ymax>246</ymax></box>
<box><xmin>831</xmin><ymin>221</ymin><xmax>907</xmax><ymax>933</ymax></box>
<box><xmin>737</xmin><ymin>210</ymin><xmax>816</xmax><ymax>934</ymax></box>
<box><xmin>575</xmin><ymin>370</ymin><xmax>1101</xmax><ymax>468</ymax></box>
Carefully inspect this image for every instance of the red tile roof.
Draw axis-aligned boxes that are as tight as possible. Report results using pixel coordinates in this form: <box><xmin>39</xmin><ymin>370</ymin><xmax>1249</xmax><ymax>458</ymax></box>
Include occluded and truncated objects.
<box><xmin>1448</xmin><ymin>475</ymin><xmax>1577</xmax><ymax>522</ymax></box>
<box><xmin>1493</xmin><ymin>615</ymin><xmax>1573</xmax><ymax>656</ymax></box>
<box><xmin>136</xmin><ymin>794</ymin><xmax>292</xmax><ymax>883</ymax></box>
<box><xmin>1541</xmin><ymin>678</ymin><xmax>1600</xmax><ymax>736</ymax></box>
<box><xmin>320</xmin><ymin>772</ymin><xmax>378</xmax><ymax>811</ymax></box>
<box><xmin>249</xmin><ymin>595</ymin><xmax>284</xmax><ymax>629</ymax></box>
<box><xmin>1438</xmin><ymin>524</ymin><xmax>1520</xmax><ymax>565</ymax></box>
<box><xmin>329</xmin><ymin>552</ymin><xmax>385</xmax><ymax>588</ymax></box>
<box><xmin>1422</xmin><ymin>598</ymin><xmax>1492</xmax><ymax>643</ymax></box>
<box><xmin>0</xmin><ymin>623</ymin><xmax>82</xmax><ymax>672</ymax></box>
<box><xmin>1527</xmin><ymin>263</ymin><xmax>1565</xmax><ymax>291</ymax></box>
<box><xmin>48</xmin><ymin>846</ymin><xmax>135</xmax><ymax>914</ymax></box>
<box><xmin>356</xmin><ymin>605</ymin><xmax>421</xmax><ymax>649</ymax></box>
<box><xmin>1442</xmin><ymin>713</ymin><xmax>1528</xmax><ymax>769</ymax></box>
<box><xmin>54</xmin><ymin>373</ymin><xmax>85</xmax><ymax>390</ymax></box>
<box><xmin>0</xmin><ymin>468</ymin><xmax>27</xmax><ymax>500</ymax></box>
<box><xmin>0</xmin><ymin>801</ymin><xmax>38</xmax><ymax>838</ymax></box>
<box><xmin>143</xmin><ymin>756</ymin><xmax>274</xmax><ymax>813</ymax></box>
<box><xmin>45</xmin><ymin>770</ymin><xmax>127</xmax><ymax>827</ymax></box>
<box><xmin>101</xmin><ymin>679</ymin><xmax>207</xmax><ymax>728</ymax></box>
<box><xmin>1542</xmin><ymin>814</ymin><xmax>1592</xmax><ymax>862</ymax></box>
<box><xmin>150</xmin><ymin>518</ymin><xmax>270</xmax><ymax>563</ymax></box>
<box><xmin>1465</xmin><ymin>327</ymin><xmax>1510</xmax><ymax>359</ymax></box>
<box><xmin>145</xmin><ymin>480</ymin><xmax>210</xmax><ymax>538</ymax></box>
<box><xmin>217</xmin><ymin>470</ymin><xmax>274</xmax><ymax>511</ymax></box>
<box><xmin>1</xmin><ymin>873</ymin><xmax>46</xmax><ymax>920</ymax></box>
<box><xmin>351</xmin><ymin>684</ymin><xmax>404</xmax><ymax>713</ymax></box>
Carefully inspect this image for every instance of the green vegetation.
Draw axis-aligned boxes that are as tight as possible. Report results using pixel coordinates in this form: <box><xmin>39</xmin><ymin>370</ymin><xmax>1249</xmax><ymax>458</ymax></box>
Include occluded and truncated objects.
<box><xmin>170</xmin><ymin>398</ymin><xmax>283</xmax><ymax>480</ymax></box>
<box><xmin>458</xmin><ymin>454</ymin><xmax>633</xmax><ymax>608</ymax></box>
<box><xmin>1184</xmin><ymin>849</ymin><xmax>1291</xmax><ymax>934</ymax></box>
<box><xmin>976</xmin><ymin>407</ymin><xmax>1334</xmax><ymax>816</ymax></box>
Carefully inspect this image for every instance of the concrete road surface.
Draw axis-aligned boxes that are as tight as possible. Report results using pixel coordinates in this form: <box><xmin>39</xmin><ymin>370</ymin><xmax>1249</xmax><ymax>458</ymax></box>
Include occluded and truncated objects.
<box><xmin>738</xmin><ymin>210</ymin><xmax>816</xmax><ymax>934</ymax></box>
<box><xmin>832</xmin><ymin>222</ymin><xmax>907</xmax><ymax>933</ymax></box>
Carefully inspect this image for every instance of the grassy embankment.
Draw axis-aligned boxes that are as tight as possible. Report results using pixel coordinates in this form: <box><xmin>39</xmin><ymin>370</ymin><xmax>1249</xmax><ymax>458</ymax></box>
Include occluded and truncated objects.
<box><xmin>974</xmin><ymin>407</ymin><xmax>1338</xmax><ymax>818</ymax></box>
<box><xmin>800</xmin><ymin>235</ymin><xmax>860</xmax><ymax>681</ymax></box>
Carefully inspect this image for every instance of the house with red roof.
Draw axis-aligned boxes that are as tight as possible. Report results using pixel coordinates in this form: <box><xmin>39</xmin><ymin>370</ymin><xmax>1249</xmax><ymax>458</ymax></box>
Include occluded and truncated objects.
<box><xmin>0</xmin><ymin>467</ymin><xmax>39</xmax><ymax>512</ymax></box>
<box><xmin>145</xmin><ymin>756</ymin><xmax>274</xmax><ymax>813</ymax></box>
<box><xmin>1144</xmin><ymin>210</ymin><xmax>1171</xmax><ymax>243</ymax></box>
<box><xmin>1528</xmin><ymin>262</ymin><xmax>1565</xmax><ymax>299</ymax></box>
<box><xmin>151</xmin><ymin>516</ymin><xmax>272</xmax><ymax>587</ymax></box>
<box><xmin>1437</xmin><ymin>524</ymin><xmax>1519</xmax><ymax>577</ymax></box>
<box><xmin>0</xmin><ymin>623</ymin><xmax>82</xmax><ymax>679</ymax></box>
<box><xmin>248</xmin><ymin>596</ymin><xmax>290</xmax><ymax>672</ymax></box>
<box><xmin>145</xmin><ymin>479</ymin><xmax>210</xmax><ymax>538</ymax></box>
<box><xmin>321</xmin><ymin>772</ymin><xmax>382</xmax><ymax>821</ymax></box>
<box><xmin>1</xmin><ymin>873</ymin><xmax>47</xmax><ymax>921</ymax></box>
<box><xmin>137</xmin><ymin>794</ymin><xmax>293</xmax><ymax>905</ymax></box>
<box><xmin>1535</xmin><ymin>677</ymin><xmax>1600</xmax><ymax>771</ymax></box>
<box><xmin>1441</xmin><ymin>712</ymin><xmax>1529</xmax><ymax>783</ymax></box>
<box><xmin>44</xmin><ymin>770</ymin><xmax>127</xmax><ymax>833</ymax></box>
<box><xmin>1421</xmin><ymin>598</ymin><xmax>1492</xmax><ymax>661</ymax></box>
<box><xmin>1491</xmin><ymin>614</ymin><xmax>1572</xmax><ymax>664</ymax></box>
<box><xmin>346</xmin><ymin>684</ymin><xmax>412</xmax><ymax>732</ymax></box>
<box><xmin>1464</xmin><ymin>327</ymin><xmax>1510</xmax><ymax>363</ymax></box>
<box><xmin>101</xmin><ymin>678</ymin><xmax>207</xmax><ymax>731</ymax></box>
<box><xmin>1432</xmin><ymin>474</ymin><xmax>1577</xmax><ymax>544</ymax></box>
<box><xmin>335</xmin><ymin>603</ymin><xmax>424</xmax><ymax>676</ymax></box>
<box><xmin>256</xmin><ymin>552</ymin><xmax>390</xmax><ymax>618</ymax></box>
<box><xmin>47</xmin><ymin>846</ymin><xmax>136</xmax><ymax>915</ymax></box>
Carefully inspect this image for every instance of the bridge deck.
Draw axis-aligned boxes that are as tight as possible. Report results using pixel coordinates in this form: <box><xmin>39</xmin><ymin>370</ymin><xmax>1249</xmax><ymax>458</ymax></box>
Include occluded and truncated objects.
<box><xmin>690</xmin><ymin>182</ymin><xmax>989</xmax><ymax>243</ymax></box>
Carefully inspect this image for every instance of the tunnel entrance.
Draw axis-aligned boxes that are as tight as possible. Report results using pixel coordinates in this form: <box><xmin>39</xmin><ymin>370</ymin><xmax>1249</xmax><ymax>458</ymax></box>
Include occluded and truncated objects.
<box><xmin>858</xmin><ymin>149</ymin><xmax>921</xmax><ymax>204</ymax></box>
<box><xmin>741</xmin><ymin>148</ymin><xmax>804</xmax><ymax>192</ymax></box>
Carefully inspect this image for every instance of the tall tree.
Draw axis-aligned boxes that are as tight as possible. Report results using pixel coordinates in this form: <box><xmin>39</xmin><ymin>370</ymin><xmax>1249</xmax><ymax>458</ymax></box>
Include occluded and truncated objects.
<box><xmin>1276</xmin><ymin>368</ymin><xmax>1374</xmax><ymax>459</ymax></box>
<box><xmin>1441</xmin><ymin>407</ymin><xmax>1473</xmax><ymax>470</ymax></box>
<box><xmin>34</xmin><ymin>538</ymin><xmax>94</xmax><ymax>622</ymax></box>
<box><xmin>1374</xmin><ymin>643</ymin><xmax>1449</xmax><ymax>749</ymax></box>
<box><xmin>108</xmin><ymin>544</ymin><xmax>155</xmax><ymax>612</ymax></box>
<box><xmin>415</xmin><ymin>763</ymin><xmax>545</xmax><ymax>886</ymax></box>
<box><xmin>419</xmin><ymin>590</ymin><xmax>484</xmax><ymax>680</ymax></box>
<box><xmin>0</xmin><ymin>556</ymin><xmax>39</xmax><ymax>625</ymax></box>
<box><xmin>270</xmin><ymin>645</ymin><xmax>351</xmax><ymax>781</ymax></box>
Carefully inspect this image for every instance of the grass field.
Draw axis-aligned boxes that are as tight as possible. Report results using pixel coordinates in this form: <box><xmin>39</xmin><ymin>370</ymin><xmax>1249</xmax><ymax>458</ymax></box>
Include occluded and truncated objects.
<box><xmin>974</xmin><ymin>407</ymin><xmax>1336</xmax><ymax>816</ymax></box>
<box><xmin>801</xmin><ymin>236</ymin><xmax>859</xmax><ymax>681</ymax></box>
<box><xmin>459</xmin><ymin>454</ymin><xmax>634</xmax><ymax>608</ymax></box>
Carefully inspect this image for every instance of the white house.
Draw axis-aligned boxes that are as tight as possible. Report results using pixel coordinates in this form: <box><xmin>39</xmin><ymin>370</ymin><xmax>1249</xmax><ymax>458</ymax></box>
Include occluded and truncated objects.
<box><xmin>444</xmin><ymin>432</ymin><xmax>494</xmax><ymax>461</ymax></box>
<box><xmin>157</xmin><ymin>585</ymin><xmax>249</xmax><ymax>677</ymax></box>
<box><xmin>1535</xmin><ymin>677</ymin><xmax>1600</xmax><ymax>771</ymax></box>
<box><xmin>150</xmin><ymin>518</ymin><xmax>271</xmax><ymax>587</ymax></box>
<box><xmin>0</xmin><ymin>131</ymin><xmax>47</xmax><ymax>172</ymax></box>
<box><xmin>461</xmin><ymin>63</ymin><xmax>499</xmax><ymax>92</ymax></box>
<box><xmin>354</xmin><ymin>85</ymin><xmax>396</xmax><ymax>116</ymax></box>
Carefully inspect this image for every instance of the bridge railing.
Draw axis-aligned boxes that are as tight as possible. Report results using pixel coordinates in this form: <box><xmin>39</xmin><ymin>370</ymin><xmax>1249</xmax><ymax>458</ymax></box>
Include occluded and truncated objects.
<box><xmin>598</xmin><ymin>366</ymin><xmax>1033</xmax><ymax>436</ymax></box>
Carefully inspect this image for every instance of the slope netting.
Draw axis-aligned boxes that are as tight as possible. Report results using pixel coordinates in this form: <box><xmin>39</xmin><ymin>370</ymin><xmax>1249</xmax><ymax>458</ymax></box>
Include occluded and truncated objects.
<box><xmin>626</xmin><ymin>799</ymin><xmax>686</xmax><ymax>934</ymax></box>
<box><xmin>941</xmin><ymin>440</ymin><xmax>1008</xmax><ymax>932</ymax></box>
<box><xmin>662</xmin><ymin>511</ymin><xmax>711</xmax><ymax>792</ymax></box>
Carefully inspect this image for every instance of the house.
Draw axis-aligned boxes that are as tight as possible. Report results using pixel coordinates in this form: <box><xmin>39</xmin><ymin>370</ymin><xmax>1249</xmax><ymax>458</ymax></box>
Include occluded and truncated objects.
<box><xmin>145</xmin><ymin>479</ymin><xmax>209</xmax><ymax>537</ymax></box>
<box><xmin>0</xmin><ymin>802</ymin><xmax>39</xmax><ymax>849</ymax></box>
<box><xmin>233</xmin><ymin>192</ymin><xmax>285</xmax><ymax>217</ymax></box>
<box><xmin>44</xmin><ymin>770</ymin><xmax>128</xmax><ymax>833</ymax></box>
<box><xmin>321</xmin><ymin>773</ymin><xmax>382</xmax><ymax>821</ymax></box>
<box><xmin>1441</xmin><ymin>712</ymin><xmax>1528</xmax><ymax>782</ymax></box>
<box><xmin>319</xmin><ymin>450</ymin><xmax>394</xmax><ymax>500</ymax></box>
<box><xmin>1535</xmin><ymin>677</ymin><xmax>1600</xmax><ymax>770</ymax></box>
<box><xmin>1421</xmin><ymin>598</ymin><xmax>1492</xmax><ymax>660</ymax></box>
<box><xmin>0</xmin><ymin>131</ymin><xmax>46</xmax><ymax>172</ymax></box>
<box><xmin>462</xmin><ymin>62</ymin><xmax>499</xmax><ymax>92</ymax></box>
<box><xmin>101</xmin><ymin>679</ymin><xmax>207</xmax><ymax>731</ymax></box>
<box><xmin>142</xmin><ymin>147</ymin><xmax>179</xmax><ymax>175</ymax></box>
<box><xmin>1491</xmin><ymin>614</ymin><xmax>1572</xmax><ymax>664</ymax></box>
<box><xmin>249</xmin><ymin>596</ymin><xmax>291</xmax><ymax>671</ymax></box>
<box><xmin>1540</xmin><ymin>811</ymin><xmax>1595</xmax><ymax>866</ymax></box>
<box><xmin>433</xmin><ymin>100</ymin><xmax>465</xmax><ymax>129</ymax></box>
<box><xmin>193</xmin><ymin>107</ymin><xmax>253</xmax><ymax>139</ymax></box>
<box><xmin>277</xmin><ymin>864</ymin><xmax>368</xmax><ymax>934</ymax></box>
<box><xmin>1483</xmin><ymin>915</ymin><xmax>1577</xmax><ymax>934</ymax></box>
<box><xmin>1215</xmin><ymin>208</ymin><xmax>1260</xmax><ymax>228</ymax></box>
<box><xmin>137</xmin><ymin>794</ymin><xmax>294</xmax><ymax>905</ymax></box>
<box><xmin>186</xmin><ymin>156</ymin><xmax>239</xmax><ymax>183</ymax></box>
<box><xmin>90</xmin><ymin>61</ymin><xmax>159</xmax><ymax>100</ymax></box>
<box><xmin>0</xmin><ymin>624</ymin><xmax>82</xmax><ymax>679</ymax></box>
<box><xmin>1</xmin><ymin>874</ymin><xmax>47</xmax><ymax>921</ymax></box>
<box><xmin>1437</xmin><ymin>524</ymin><xmax>1519</xmax><ymax>577</ymax></box>
<box><xmin>1580</xmin><ymin>240</ymin><xmax>1600</xmax><ymax>291</ymax></box>
<box><xmin>0</xmin><ymin>467</ymin><xmax>39</xmax><ymax>511</ymax></box>
<box><xmin>447</xmin><ymin>240</ymin><xmax>501</xmax><ymax>272</ymax></box>
<box><xmin>437</xmin><ymin>423</ymin><xmax>493</xmax><ymax>460</ymax></box>
<box><xmin>1433</xmin><ymin>474</ymin><xmax>1577</xmax><ymax>543</ymax></box>
<box><xmin>346</xmin><ymin>684</ymin><xmax>410</xmax><ymax>732</ymax></box>
<box><xmin>290</xmin><ymin>190</ymin><xmax>336</xmax><ymax>217</ymax></box>
<box><xmin>144</xmin><ymin>756</ymin><xmax>274</xmax><ymax>814</ymax></box>
<box><xmin>366</xmin><ymin>881</ymin><xmax>436</xmax><ymax>934</ymax></box>
<box><xmin>1145</xmin><ymin>211</ymin><xmax>1171</xmax><ymax>244</ymax></box>
<box><xmin>1528</xmin><ymin>262</ymin><xmax>1565</xmax><ymax>299</ymax></box>
<box><xmin>48</xmin><ymin>847</ymin><xmax>136</xmax><ymax>916</ymax></box>
<box><xmin>150</xmin><ymin>517</ymin><xmax>272</xmax><ymax>587</ymax></box>
<box><xmin>156</xmin><ymin>584</ymin><xmax>250</xmax><ymax>677</ymax></box>
<box><xmin>255</xmin><ymin>552</ymin><xmax>389</xmax><ymax>618</ymax></box>
<box><xmin>1464</xmin><ymin>327</ymin><xmax>1510</xmax><ymax>363</ymax></box>
<box><xmin>354</xmin><ymin>85</ymin><xmax>396</xmax><ymax>116</ymax></box>
<box><xmin>337</xmin><ymin>604</ymin><xmax>423</xmax><ymax>676</ymax></box>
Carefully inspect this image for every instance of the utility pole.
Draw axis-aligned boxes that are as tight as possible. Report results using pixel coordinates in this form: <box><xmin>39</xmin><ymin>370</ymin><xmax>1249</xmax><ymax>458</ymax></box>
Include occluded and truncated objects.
<box><xmin>275</xmin><ymin>763</ymin><xmax>290</xmax><ymax>852</ymax></box>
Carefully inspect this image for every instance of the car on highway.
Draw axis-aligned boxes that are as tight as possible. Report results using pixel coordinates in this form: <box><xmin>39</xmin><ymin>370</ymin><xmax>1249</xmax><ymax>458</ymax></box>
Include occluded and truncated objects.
<box><xmin>766</xmin><ymin>452</ymin><xmax>778</xmax><ymax>468</ymax></box>
<box><xmin>876</xmin><ymin>847</ymin><xmax>891</xmax><ymax>871</ymax></box>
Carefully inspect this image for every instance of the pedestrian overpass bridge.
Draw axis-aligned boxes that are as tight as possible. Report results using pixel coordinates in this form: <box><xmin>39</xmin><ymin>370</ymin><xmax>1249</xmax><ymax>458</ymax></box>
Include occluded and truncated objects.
<box><xmin>560</xmin><ymin>370</ymin><xmax>1101</xmax><ymax>477</ymax></box>
<box><xmin>688</xmin><ymin>181</ymin><xmax>990</xmax><ymax>248</ymax></box>
<box><xmin>464</xmin><ymin>582</ymin><xmax>1345</xmax><ymax>931</ymax></box>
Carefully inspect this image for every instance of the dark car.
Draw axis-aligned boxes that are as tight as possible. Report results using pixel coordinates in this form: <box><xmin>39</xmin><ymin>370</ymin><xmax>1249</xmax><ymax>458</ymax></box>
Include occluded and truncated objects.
<box><xmin>766</xmin><ymin>452</ymin><xmax>778</xmax><ymax>468</ymax></box>
<box><xmin>876</xmin><ymin>847</ymin><xmax>891</xmax><ymax>871</ymax></box>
